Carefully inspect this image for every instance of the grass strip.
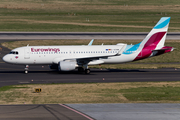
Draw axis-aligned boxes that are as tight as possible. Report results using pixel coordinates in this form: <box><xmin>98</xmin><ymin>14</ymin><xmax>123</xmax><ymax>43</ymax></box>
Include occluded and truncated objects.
<box><xmin>0</xmin><ymin>0</ymin><xmax>180</xmax><ymax>32</ymax></box>
<box><xmin>0</xmin><ymin>82</ymin><xmax>180</xmax><ymax>104</ymax></box>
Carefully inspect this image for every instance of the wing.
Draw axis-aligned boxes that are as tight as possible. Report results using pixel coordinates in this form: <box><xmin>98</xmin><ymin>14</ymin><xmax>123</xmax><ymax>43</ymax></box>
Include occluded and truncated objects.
<box><xmin>64</xmin><ymin>44</ymin><xmax>127</xmax><ymax>65</ymax></box>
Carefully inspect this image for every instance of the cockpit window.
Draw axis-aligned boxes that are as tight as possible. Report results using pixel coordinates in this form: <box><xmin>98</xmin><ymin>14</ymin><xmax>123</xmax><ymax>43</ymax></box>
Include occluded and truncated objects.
<box><xmin>9</xmin><ymin>51</ymin><xmax>18</xmax><ymax>54</ymax></box>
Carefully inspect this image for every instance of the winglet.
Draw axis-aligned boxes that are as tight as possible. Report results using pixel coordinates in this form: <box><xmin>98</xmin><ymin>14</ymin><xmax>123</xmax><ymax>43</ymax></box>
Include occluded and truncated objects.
<box><xmin>88</xmin><ymin>39</ymin><xmax>94</xmax><ymax>46</ymax></box>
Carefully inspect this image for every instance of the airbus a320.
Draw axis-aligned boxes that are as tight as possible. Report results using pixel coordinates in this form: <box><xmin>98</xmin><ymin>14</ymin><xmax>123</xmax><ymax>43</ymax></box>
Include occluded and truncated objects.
<box><xmin>3</xmin><ymin>17</ymin><xmax>173</xmax><ymax>74</ymax></box>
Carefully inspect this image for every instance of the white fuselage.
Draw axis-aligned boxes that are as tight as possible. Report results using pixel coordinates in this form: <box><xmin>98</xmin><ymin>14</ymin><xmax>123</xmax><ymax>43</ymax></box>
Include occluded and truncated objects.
<box><xmin>3</xmin><ymin>44</ymin><xmax>139</xmax><ymax>66</ymax></box>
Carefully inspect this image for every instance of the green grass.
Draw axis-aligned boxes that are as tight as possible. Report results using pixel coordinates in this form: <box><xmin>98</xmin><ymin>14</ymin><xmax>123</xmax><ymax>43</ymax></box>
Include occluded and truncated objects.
<box><xmin>0</xmin><ymin>0</ymin><xmax>180</xmax><ymax>32</ymax></box>
<box><xmin>120</xmin><ymin>86</ymin><xmax>180</xmax><ymax>101</ymax></box>
<box><xmin>0</xmin><ymin>86</ymin><xmax>29</xmax><ymax>103</ymax></box>
<box><xmin>0</xmin><ymin>86</ymin><xmax>28</xmax><ymax>91</ymax></box>
<box><xmin>0</xmin><ymin>82</ymin><xmax>180</xmax><ymax>104</ymax></box>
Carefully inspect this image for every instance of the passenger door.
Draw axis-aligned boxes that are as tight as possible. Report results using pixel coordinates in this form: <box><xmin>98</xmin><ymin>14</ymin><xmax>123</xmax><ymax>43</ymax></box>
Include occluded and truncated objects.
<box><xmin>24</xmin><ymin>48</ymin><xmax>30</xmax><ymax>59</ymax></box>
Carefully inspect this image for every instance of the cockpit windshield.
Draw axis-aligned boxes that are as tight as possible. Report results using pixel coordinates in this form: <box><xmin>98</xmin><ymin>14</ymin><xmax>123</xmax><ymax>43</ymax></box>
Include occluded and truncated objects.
<box><xmin>9</xmin><ymin>51</ymin><xmax>18</xmax><ymax>54</ymax></box>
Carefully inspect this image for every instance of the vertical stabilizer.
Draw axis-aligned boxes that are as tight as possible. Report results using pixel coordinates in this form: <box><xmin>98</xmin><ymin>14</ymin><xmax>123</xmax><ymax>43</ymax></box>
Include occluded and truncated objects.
<box><xmin>140</xmin><ymin>17</ymin><xmax>170</xmax><ymax>50</ymax></box>
<box><xmin>134</xmin><ymin>17</ymin><xmax>171</xmax><ymax>60</ymax></box>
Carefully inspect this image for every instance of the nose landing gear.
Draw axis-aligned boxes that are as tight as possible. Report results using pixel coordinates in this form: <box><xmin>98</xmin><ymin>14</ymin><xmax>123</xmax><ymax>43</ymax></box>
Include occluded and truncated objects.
<box><xmin>24</xmin><ymin>65</ymin><xmax>29</xmax><ymax>74</ymax></box>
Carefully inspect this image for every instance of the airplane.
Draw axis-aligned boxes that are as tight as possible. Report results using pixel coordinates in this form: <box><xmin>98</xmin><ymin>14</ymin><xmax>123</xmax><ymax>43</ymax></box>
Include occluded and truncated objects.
<box><xmin>2</xmin><ymin>17</ymin><xmax>173</xmax><ymax>74</ymax></box>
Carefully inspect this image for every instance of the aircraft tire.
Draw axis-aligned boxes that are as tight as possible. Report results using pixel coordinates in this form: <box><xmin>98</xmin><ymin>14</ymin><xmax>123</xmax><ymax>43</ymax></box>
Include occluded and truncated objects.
<box><xmin>85</xmin><ymin>69</ymin><xmax>90</xmax><ymax>74</ymax></box>
<box><xmin>24</xmin><ymin>70</ymin><xmax>28</xmax><ymax>74</ymax></box>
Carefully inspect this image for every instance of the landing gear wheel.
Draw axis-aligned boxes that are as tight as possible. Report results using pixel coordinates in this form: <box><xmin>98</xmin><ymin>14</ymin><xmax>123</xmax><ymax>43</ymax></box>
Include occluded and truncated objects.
<box><xmin>85</xmin><ymin>69</ymin><xmax>90</xmax><ymax>74</ymax></box>
<box><xmin>24</xmin><ymin>65</ymin><xmax>29</xmax><ymax>74</ymax></box>
<box><xmin>24</xmin><ymin>70</ymin><xmax>28</xmax><ymax>74</ymax></box>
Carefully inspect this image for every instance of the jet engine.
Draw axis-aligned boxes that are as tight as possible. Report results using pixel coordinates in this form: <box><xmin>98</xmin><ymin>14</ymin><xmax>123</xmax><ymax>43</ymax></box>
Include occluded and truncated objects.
<box><xmin>58</xmin><ymin>61</ymin><xmax>77</xmax><ymax>71</ymax></box>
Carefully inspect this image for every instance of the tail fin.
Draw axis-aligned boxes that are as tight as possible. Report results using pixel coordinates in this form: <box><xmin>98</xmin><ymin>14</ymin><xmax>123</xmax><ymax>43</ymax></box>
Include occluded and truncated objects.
<box><xmin>140</xmin><ymin>17</ymin><xmax>170</xmax><ymax>50</ymax></box>
<box><xmin>134</xmin><ymin>17</ymin><xmax>171</xmax><ymax>60</ymax></box>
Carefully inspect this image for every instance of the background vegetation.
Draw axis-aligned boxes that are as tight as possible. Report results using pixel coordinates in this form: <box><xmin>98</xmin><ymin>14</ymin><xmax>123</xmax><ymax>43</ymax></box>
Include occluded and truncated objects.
<box><xmin>0</xmin><ymin>0</ymin><xmax>180</xmax><ymax>32</ymax></box>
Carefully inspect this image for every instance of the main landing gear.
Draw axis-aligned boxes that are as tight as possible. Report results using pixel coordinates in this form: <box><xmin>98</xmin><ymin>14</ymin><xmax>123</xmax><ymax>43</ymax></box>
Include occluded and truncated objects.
<box><xmin>78</xmin><ymin>64</ymin><xmax>90</xmax><ymax>74</ymax></box>
<box><xmin>85</xmin><ymin>69</ymin><xmax>90</xmax><ymax>74</ymax></box>
<box><xmin>24</xmin><ymin>65</ymin><xmax>29</xmax><ymax>74</ymax></box>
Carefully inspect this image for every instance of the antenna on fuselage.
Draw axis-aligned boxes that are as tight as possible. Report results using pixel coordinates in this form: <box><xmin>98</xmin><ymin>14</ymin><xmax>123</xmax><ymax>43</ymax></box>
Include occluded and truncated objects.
<box><xmin>27</xmin><ymin>44</ymin><xmax>29</xmax><ymax>47</ymax></box>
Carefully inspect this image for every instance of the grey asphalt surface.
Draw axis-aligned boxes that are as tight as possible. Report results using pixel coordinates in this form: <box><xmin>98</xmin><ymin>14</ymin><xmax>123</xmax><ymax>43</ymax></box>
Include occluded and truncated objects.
<box><xmin>0</xmin><ymin>32</ymin><xmax>180</xmax><ymax>40</ymax></box>
<box><xmin>1</xmin><ymin>103</ymin><xmax>180</xmax><ymax>120</ymax></box>
<box><xmin>68</xmin><ymin>103</ymin><xmax>180</xmax><ymax>120</ymax></box>
<box><xmin>0</xmin><ymin>62</ymin><xmax>180</xmax><ymax>87</ymax></box>
<box><xmin>0</xmin><ymin>104</ymin><xmax>93</xmax><ymax>120</ymax></box>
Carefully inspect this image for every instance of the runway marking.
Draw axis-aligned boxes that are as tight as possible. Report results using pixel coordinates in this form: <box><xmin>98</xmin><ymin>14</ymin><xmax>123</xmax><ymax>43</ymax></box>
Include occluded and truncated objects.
<box><xmin>59</xmin><ymin>104</ymin><xmax>94</xmax><ymax>120</ymax></box>
<box><xmin>18</xmin><ymin>82</ymin><xmax>30</xmax><ymax>83</ymax></box>
<box><xmin>0</xmin><ymin>77</ymin><xmax>180</xmax><ymax>82</ymax></box>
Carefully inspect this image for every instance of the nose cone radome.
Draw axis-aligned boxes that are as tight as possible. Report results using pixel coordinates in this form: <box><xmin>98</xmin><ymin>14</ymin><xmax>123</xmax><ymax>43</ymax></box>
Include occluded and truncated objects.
<box><xmin>2</xmin><ymin>55</ymin><xmax>8</xmax><ymax>63</ymax></box>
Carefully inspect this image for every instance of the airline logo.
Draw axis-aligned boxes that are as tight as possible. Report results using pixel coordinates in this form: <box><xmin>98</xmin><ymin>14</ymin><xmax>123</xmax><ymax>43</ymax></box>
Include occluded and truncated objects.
<box><xmin>15</xmin><ymin>56</ymin><xmax>18</xmax><ymax>59</ymax></box>
<box><xmin>31</xmin><ymin>48</ymin><xmax>60</xmax><ymax>52</ymax></box>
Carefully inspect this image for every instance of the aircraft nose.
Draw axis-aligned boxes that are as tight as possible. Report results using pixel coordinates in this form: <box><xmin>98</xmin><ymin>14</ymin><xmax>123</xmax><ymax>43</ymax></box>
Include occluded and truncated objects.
<box><xmin>2</xmin><ymin>55</ymin><xmax>8</xmax><ymax>62</ymax></box>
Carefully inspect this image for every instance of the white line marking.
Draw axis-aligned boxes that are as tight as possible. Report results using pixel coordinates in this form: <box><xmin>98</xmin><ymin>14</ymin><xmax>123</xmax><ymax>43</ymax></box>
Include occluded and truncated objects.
<box><xmin>18</xmin><ymin>82</ymin><xmax>30</xmax><ymax>83</ymax></box>
<box><xmin>59</xmin><ymin>104</ymin><xmax>94</xmax><ymax>120</ymax></box>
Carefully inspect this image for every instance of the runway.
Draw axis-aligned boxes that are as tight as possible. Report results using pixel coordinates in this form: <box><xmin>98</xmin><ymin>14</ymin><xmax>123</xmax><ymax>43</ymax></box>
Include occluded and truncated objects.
<box><xmin>0</xmin><ymin>62</ymin><xmax>180</xmax><ymax>87</ymax></box>
<box><xmin>0</xmin><ymin>32</ymin><xmax>180</xmax><ymax>40</ymax></box>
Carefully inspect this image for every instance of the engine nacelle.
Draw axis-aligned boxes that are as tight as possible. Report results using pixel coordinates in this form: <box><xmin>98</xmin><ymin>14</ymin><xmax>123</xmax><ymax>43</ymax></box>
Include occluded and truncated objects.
<box><xmin>58</xmin><ymin>61</ymin><xmax>76</xmax><ymax>71</ymax></box>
